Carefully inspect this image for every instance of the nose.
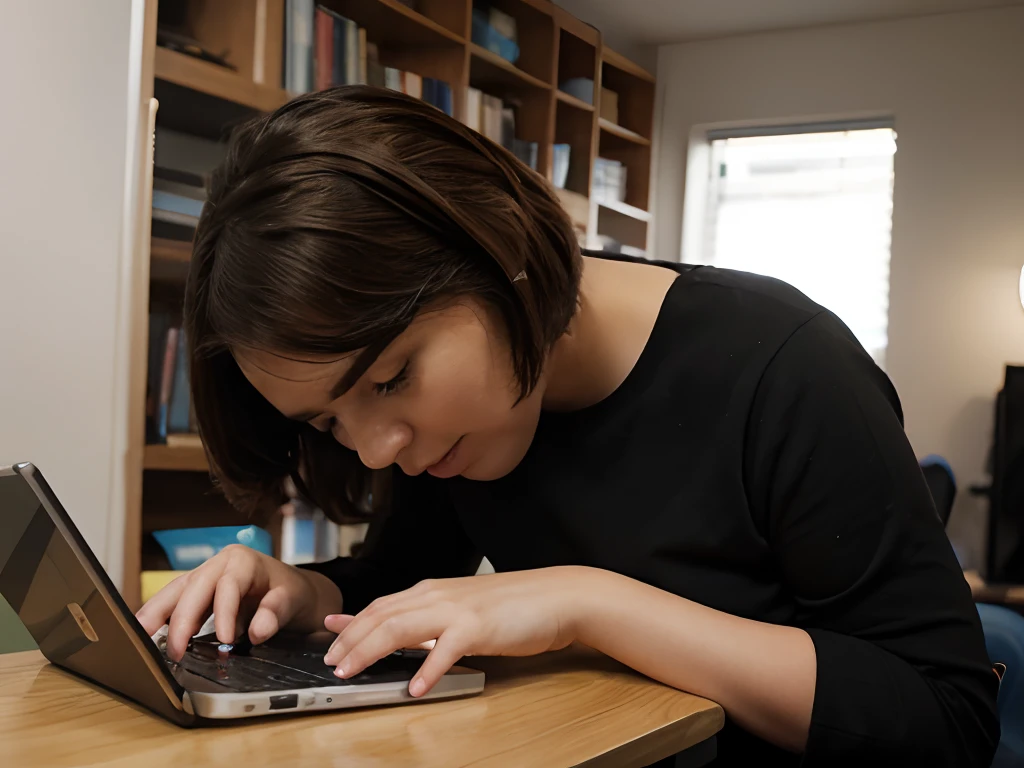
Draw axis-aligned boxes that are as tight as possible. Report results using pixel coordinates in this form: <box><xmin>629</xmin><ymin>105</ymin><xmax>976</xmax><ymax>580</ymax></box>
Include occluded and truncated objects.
<box><xmin>339</xmin><ymin>418</ymin><xmax>413</xmax><ymax>470</ymax></box>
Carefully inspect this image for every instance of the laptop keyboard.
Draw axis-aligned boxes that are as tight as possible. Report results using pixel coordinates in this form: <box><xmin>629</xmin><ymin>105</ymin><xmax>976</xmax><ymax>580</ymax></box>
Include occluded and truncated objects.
<box><xmin>164</xmin><ymin>634</ymin><xmax>424</xmax><ymax>693</ymax></box>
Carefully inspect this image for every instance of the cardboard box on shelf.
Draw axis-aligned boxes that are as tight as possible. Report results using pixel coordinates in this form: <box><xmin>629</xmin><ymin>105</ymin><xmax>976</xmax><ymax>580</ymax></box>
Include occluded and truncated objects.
<box><xmin>600</xmin><ymin>87</ymin><xmax>619</xmax><ymax>124</ymax></box>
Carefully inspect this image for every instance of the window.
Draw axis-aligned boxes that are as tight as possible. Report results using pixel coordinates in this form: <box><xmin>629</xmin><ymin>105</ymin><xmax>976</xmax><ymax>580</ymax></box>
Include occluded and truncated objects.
<box><xmin>701</xmin><ymin>124</ymin><xmax>897</xmax><ymax>367</ymax></box>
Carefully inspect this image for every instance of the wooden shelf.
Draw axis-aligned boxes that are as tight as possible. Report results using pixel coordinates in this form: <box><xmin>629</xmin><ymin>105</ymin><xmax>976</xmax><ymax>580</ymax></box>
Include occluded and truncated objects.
<box><xmin>470</xmin><ymin>43</ymin><xmax>552</xmax><ymax>90</ymax></box>
<box><xmin>143</xmin><ymin>444</ymin><xmax>209</xmax><ymax>472</ymax></box>
<box><xmin>599</xmin><ymin>118</ymin><xmax>651</xmax><ymax>147</ymax></box>
<box><xmin>155</xmin><ymin>46</ymin><xmax>289</xmax><ymax>112</ymax></box>
<box><xmin>602</xmin><ymin>46</ymin><xmax>655</xmax><ymax>83</ymax></box>
<box><xmin>149</xmin><ymin>238</ymin><xmax>192</xmax><ymax>283</ymax></box>
<box><xmin>555</xmin><ymin>89</ymin><xmax>594</xmax><ymax>112</ymax></box>
<box><xmin>151</xmin><ymin>238</ymin><xmax>191</xmax><ymax>264</ymax></box>
<box><xmin>324</xmin><ymin>0</ymin><xmax>465</xmax><ymax>46</ymax></box>
<box><xmin>597</xmin><ymin>199</ymin><xmax>652</xmax><ymax>222</ymax></box>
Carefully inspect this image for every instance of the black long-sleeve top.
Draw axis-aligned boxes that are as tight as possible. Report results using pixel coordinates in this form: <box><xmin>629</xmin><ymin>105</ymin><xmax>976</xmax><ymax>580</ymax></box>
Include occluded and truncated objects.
<box><xmin>304</xmin><ymin>257</ymin><xmax>999</xmax><ymax>766</ymax></box>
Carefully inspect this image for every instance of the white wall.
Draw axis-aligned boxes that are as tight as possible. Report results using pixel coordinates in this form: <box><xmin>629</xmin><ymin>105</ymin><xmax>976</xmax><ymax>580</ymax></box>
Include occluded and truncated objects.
<box><xmin>653</xmin><ymin>6</ymin><xmax>1024</xmax><ymax>566</ymax></box>
<box><xmin>0</xmin><ymin>1</ymin><xmax>146</xmax><ymax>581</ymax></box>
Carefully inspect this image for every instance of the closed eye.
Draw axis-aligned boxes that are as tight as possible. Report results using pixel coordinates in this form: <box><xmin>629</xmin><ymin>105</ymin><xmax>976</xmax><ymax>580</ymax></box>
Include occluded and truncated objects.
<box><xmin>373</xmin><ymin>362</ymin><xmax>410</xmax><ymax>397</ymax></box>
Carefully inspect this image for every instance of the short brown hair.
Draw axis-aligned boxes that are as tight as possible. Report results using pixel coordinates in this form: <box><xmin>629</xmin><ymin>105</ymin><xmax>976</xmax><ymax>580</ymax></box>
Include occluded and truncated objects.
<box><xmin>185</xmin><ymin>85</ymin><xmax>581</xmax><ymax>521</ymax></box>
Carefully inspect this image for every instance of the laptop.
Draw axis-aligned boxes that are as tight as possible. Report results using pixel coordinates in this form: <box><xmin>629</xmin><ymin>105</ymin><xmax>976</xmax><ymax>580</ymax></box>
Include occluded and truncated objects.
<box><xmin>0</xmin><ymin>462</ymin><xmax>484</xmax><ymax>725</ymax></box>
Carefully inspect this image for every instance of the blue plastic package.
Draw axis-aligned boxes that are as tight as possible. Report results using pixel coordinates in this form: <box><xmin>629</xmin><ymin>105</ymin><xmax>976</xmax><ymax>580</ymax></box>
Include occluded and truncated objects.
<box><xmin>472</xmin><ymin>9</ymin><xmax>520</xmax><ymax>64</ymax></box>
<box><xmin>151</xmin><ymin>525</ymin><xmax>273</xmax><ymax>570</ymax></box>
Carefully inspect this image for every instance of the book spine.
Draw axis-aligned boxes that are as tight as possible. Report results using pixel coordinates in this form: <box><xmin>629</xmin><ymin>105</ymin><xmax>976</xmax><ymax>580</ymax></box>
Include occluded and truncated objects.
<box><xmin>314</xmin><ymin>7</ymin><xmax>333</xmax><ymax>91</ymax></box>
<box><xmin>405</xmin><ymin>71</ymin><xmax>422</xmax><ymax>100</ymax></box>
<box><xmin>465</xmin><ymin>87</ymin><xmax>481</xmax><ymax>131</ymax></box>
<box><xmin>358</xmin><ymin>27</ymin><xmax>367</xmax><ymax>85</ymax></box>
<box><xmin>345</xmin><ymin>19</ymin><xmax>358</xmax><ymax>86</ymax></box>
<box><xmin>157</xmin><ymin>327</ymin><xmax>180</xmax><ymax>443</ymax></box>
<box><xmin>167</xmin><ymin>331</ymin><xmax>191</xmax><ymax>433</ymax></box>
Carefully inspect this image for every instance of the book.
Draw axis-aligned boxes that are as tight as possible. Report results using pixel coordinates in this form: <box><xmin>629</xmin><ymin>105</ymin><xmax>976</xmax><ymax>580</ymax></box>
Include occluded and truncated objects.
<box><xmin>500</xmin><ymin>106</ymin><xmax>515</xmax><ymax>150</ymax></box>
<box><xmin>285</xmin><ymin>0</ymin><xmax>314</xmax><ymax>93</ymax></box>
<box><xmin>422</xmin><ymin>77</ymin><xmax>436</xmax><ymax>108</ymax></box>
<box><xmin>384</xmin><ymin>67</ymin><xmax>401</xmax><ymax>91</ymax></box>
<box><xmin>344</xmin><ymin>16</ymin><xmax>358</xmax><ymax>85</ymax></box>
<box><xmin>165</xmin><ymin>433</ymin><xmax>202</xmax><ymax>449</ymax></box>
<box><xmin>157</xmin><ymin>328</ymin><xmax>180</xmax><ymax>442</ymax></box>
<box><xmin>167</xmin><ymin>330</ymin><xmax>191</xmax><ymax>434</ymax></box>
<box><xmin>152</xmin><ymin>208</ymin><xmax>199</xmax><ymax>229</ymax></box>
<box><xmin>552</xmin><ymin>144</ymin><xmax>571</xmax><ymax>189</ymax></box>
<box><xmin>316</xmin><ymin>6</ymin><xmax>347</xmax><ymax>86</ymax></box>
<box><xmin>404</xmin><ymin>71</ymin><xmax>422</xmax><ymax>99</ymax></box>
<box><xmin>465</xmin><ymin>87</ymin><xmax>482</xmax><ymax>131</ymax></box>
<box><xmin>314</xmin><ymin>7</ymin><xmax>334</xmax><ymax>91</ymax></box>
<box><xmin>593</xmin><ymin>157</ymin><xmax>627</xmax><ymax>204</ymax></box>
<box><xmin>438</xmin><ymin>82</ymin><xmax>453</xmax><ymax>116</ymax></box>
<box><xmin>513</xmin><ymin>139</ymin><xmax>538</xmax><ymax>171</ymax></box>
<box><xmin>366</xmin><ymin>42</ymin><xmax>385</xmax><ymax>87</ymax></box>
<box><xmin>152</xmin><ymin>190</ymin><xmax>204</xmax><ymax>219</ymax></box>
<box><xmin>146</xmin><ymin>311</ymin><xmax>172</xmax><ymax>441</ymax></box>
<box><xmin>481</xmin><ymin>94</ymin><xmax>503</xmax><ymax>143</ymax></box>
<box><xmin>358</xmin><ymin>27</ymin><xmax>367</xmax><ymax>85</ymax></box>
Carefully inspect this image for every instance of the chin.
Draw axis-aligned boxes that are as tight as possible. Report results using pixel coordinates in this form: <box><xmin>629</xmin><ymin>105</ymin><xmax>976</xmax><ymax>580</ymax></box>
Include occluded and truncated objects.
<box><xmin>459</xmin><ymin>442</ymin><xmax>531</xmax><ymax>481</ymax></box>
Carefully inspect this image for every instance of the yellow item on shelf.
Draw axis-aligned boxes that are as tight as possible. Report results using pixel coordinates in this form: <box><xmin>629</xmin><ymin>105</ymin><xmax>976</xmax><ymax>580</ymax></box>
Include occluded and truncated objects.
<box><xmin>141</xmin><ymin>570</ymin><xmax>188</xmax><ymax>603</ymax></box>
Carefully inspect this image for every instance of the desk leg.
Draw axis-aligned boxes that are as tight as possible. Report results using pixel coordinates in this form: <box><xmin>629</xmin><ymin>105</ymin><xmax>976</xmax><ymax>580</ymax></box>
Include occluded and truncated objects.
<box><xmin>673</xmin><ymin>736</ymin><xmax>716</xmax><ymax>767</ymax></box>
<box><xmin>645</xmin><ymin>736</ymin><xmax>717</xmax><ymax>768</ymax></box>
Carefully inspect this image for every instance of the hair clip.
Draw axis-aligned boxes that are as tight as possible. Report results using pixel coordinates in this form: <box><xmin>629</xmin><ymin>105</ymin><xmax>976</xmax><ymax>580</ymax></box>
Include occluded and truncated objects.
<box><xmin>512</xmin><ymin>270</ymin><xmax>527</xmax><ymax>283</ymax></box>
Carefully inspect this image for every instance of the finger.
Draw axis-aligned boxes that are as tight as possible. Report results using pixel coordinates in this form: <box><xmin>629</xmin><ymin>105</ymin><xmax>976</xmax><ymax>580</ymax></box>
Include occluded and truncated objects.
<box><xmin>323</xmin><ymin>605</ymin><xmax>389</xmax><ymax>665</ymax></box>
<box><xmin>334</xmin><ymin>610</ymin><xmax>448</xmax><ymax>679</ymax></box>
<box><xmin>166</xmin><ymin>568</ymin><xmax>222</xmax><ymax>660</ymax></box>
<box><xmin>212</xmin><ymin>565</ymin><xmax>253</xmax><ymax>644</ymax></box>
<box><xmin>248</xmin><ymin>586</ymin><xmax>297</xmax><ymax>645</ymax></box>
<box><xmin>324</xmin><ymin>589</ymin><xmax>434</xmax><ymax>664</ymax></box>
<box><xmin>324</xmin><ymin>614</ymin><xmax>355</xmax><ymax>633</ymax></box>
<box><xmin>135</xmin><ymin>576</ymin><xmax>188</xmax><ymax>636</ymax></box>
<box><xmin>409</xmin><ymin>629</ymin><xmax>471</xmax><ymax>697</ymax></box>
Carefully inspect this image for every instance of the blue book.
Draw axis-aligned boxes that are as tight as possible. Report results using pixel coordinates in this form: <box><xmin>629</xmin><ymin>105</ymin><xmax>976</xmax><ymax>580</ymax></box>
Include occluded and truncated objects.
<box><xmin>285</xmin><ymin>0</ymin><xmax>314</xmax><ymax>93</ymax></box>
<box><xmin>152</xmin><ymin>190</ymin><xmax>204</xmax><ymax>219</ymax></box>
<box><xmin>438</xmin><ymin>82</ymin><xmax>452</xmax><ymax>116</ymax></box>
<box><xmin>423</xmin><ymin>77</ymin><xmax>437</xmax><ymax>108</ymax></box>
<box><xmin>167</xmin><ymin>330</ymin><xmax>191</xmax><ymax>434</ymax></box>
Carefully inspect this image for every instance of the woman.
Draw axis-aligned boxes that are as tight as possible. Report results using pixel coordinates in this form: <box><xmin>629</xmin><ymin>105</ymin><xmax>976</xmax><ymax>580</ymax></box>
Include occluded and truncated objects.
<box><xmin>138</xmin><ymin>87</ymin><xmax>999</xmax><ymax>766</ymax></box>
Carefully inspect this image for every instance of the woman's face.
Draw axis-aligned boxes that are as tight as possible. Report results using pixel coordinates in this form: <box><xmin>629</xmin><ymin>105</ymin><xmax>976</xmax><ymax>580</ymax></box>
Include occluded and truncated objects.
<box><xmin>235</xmin><ymin>299</ymin><xmax>545</xmax><ymax>481</ymax></box>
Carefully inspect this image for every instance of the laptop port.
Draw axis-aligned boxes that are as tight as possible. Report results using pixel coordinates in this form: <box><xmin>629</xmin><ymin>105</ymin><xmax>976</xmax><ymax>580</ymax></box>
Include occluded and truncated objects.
<box><xmin>269</xmin><ymin>694</ymin><xmax>298</xmax><ymax>711</ymax></box>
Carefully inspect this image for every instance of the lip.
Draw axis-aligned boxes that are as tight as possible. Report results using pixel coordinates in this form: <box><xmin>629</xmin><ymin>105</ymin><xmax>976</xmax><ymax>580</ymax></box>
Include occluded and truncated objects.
<box><xmin>425</xmin><ymin>437</ymin><xmax>466</xmax><ymax>479</ymax></box>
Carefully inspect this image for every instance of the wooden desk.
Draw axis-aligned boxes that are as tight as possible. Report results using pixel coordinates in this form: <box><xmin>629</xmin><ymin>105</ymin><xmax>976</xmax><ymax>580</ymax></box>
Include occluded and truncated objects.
<box><xmin>964</xmin><ymin>569</ymin><xmax>1024</xmax><ymax>606</ymax></box>
<box><xmin>0</xmin><ymin>646</ymin><xmax>723</xmax><ymax>768</ymax></box>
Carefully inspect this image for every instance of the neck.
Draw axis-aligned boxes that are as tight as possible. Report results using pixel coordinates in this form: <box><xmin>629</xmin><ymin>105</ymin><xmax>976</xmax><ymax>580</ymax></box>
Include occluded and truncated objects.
<box><xmin>541</xmin><ymin>255</ymin><xmax>678</xmax><ymax>412</ymax></box>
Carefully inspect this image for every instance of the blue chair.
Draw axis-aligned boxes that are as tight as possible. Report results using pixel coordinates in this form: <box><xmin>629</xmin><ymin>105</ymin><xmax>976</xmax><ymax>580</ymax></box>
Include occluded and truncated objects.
<box><xmin>976</xmin><ymin>603</ymin><xmax>1024</xmax><ymax>766</ymax></box>
<box><xmin>922</xmin><ymin>456</ymin><xmax>1024</xmax><ymax>766</ymax></box>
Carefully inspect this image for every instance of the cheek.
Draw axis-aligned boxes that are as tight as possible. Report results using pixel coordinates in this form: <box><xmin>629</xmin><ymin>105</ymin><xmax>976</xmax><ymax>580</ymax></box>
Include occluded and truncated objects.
<box><xmin>413</xmin><ymin>334</ymin><xmax>517</xmax><ymax>430</ymax></box>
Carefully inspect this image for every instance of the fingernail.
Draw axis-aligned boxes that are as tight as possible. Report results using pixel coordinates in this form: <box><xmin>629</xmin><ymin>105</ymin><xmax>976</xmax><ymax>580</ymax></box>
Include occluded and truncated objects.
<box><xmin>334</xmin><ymin>666</ymin><xmax>347</xmax><ymax>678</ymax></box>
<box><xmin>409</xmin><ymin>678</ymin><xmax>425</xmax><ymax>697</ymax></box>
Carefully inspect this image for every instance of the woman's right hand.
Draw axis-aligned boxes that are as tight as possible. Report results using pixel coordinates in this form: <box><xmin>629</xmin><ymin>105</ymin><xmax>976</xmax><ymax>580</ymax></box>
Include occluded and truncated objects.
<box><xmin>136</xmin><ymin>544</ymin><xmax>343</xmax><ymax>661</ymax></box>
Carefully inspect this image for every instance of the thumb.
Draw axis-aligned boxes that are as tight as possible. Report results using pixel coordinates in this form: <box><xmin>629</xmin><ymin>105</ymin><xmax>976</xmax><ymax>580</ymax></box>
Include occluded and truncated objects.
<box><xmin>247</xmin><ymin>586</ymin><xmax>295</xmax><ymax>645</ymax></box>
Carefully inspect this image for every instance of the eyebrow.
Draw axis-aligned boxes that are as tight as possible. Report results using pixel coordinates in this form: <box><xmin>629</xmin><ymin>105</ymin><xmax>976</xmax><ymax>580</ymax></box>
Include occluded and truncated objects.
<box><xmin>286</xmin><ymin>370</ymin><xmax>349</xmax><ymax>422</ymax></box>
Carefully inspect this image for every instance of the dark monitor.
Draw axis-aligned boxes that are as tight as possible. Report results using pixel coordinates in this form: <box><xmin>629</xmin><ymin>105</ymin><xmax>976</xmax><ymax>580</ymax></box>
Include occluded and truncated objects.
<box><xmin>986</xmin><ymin>365</ymin><xmax>1024</xmax><ymax>583</ymax></box>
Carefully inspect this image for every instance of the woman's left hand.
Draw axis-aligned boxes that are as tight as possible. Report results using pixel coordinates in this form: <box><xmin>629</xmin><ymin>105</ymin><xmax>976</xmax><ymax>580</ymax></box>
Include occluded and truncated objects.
<box><xmin>322</xmin><ymin>566</ymin><xmax>593</xmax><ymax>697</ymax></box>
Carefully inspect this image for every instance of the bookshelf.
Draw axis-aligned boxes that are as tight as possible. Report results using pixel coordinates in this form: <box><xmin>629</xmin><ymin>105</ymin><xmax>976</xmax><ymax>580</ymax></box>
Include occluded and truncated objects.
<box><xmin>122</xmin><ymin>0</ymin><xmax>656</xmax><ymax>609</ymax></box>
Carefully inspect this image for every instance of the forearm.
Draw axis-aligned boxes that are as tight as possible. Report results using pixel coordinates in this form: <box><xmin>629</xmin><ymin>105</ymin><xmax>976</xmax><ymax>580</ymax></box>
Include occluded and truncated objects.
<box><xmin>568</xmin><ymin>567</ymin><xmax>816</xmax><ymax>753</ymax></box>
